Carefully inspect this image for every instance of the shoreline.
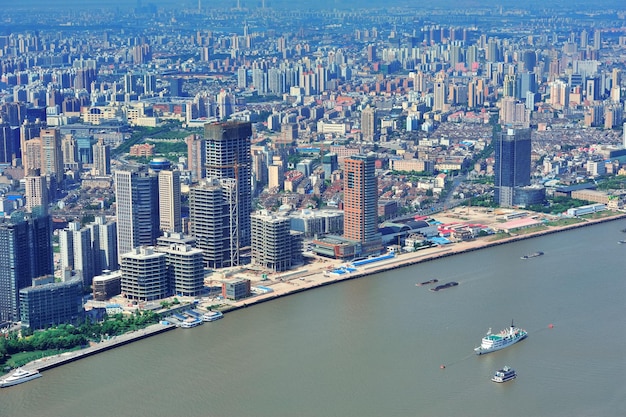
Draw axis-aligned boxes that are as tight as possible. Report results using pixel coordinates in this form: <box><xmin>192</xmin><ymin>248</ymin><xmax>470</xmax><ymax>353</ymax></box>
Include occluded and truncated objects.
<box><xmin>18</xmin><ymin>212</ymin><xmax>626</xmax><ymax>375</ymax></box>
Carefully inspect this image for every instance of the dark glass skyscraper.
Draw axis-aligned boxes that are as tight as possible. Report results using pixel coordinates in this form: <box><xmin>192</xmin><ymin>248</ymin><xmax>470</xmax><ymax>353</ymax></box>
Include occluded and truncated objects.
<box><xmin>0</xmin><ymin>211</ymin><xmax>53</xmax><ymax>322</ymax></box>
<box><xmin>494</xmin><ymin>128</ymin><xmax>532</xmax><ymax>207</ymax></box>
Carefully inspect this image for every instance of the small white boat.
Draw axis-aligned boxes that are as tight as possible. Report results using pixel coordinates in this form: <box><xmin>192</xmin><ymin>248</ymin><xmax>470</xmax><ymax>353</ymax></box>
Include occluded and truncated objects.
<box><xmin>202</xmin><ymin>311</ymin><xmax>224</xmax><ymax>322</ymax></box>
<box><xmin>0</xmin><ymin>368</ymin><xmax>42</xmax><ymax>388</ymax></box>
<box><xmin>491</xmin><ymin>366</ymin><xmax>517</xmax><ymax>383</ymax></box>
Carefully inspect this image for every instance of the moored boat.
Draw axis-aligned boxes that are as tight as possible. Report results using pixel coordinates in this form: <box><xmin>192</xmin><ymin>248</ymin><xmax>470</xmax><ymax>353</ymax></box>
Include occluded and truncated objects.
<box><xmin>491</xmin><ymin>366</ymin><xmax>517</xmax><ymax>383</ymax></box>
<box><xmin>474</xmin><ymin>320</ymin><xmax>527</xmax><ymax>355</ymax></box>
<box><xmin>0</xmin><ymin>368</ymin><xmax>42</xmax><ymax>388</ymax></box>
<box><xmin>202</xmin><ymin>311</ymin><xmax>224</xmax><ymax>322</ymax></box>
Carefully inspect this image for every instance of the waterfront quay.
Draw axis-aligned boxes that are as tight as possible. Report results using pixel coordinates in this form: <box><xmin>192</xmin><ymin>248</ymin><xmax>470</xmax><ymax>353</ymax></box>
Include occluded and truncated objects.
<box><xmin>19</xmin><ymin>211</ymin><xmax>626</xmax><ymax>374</ymax></box>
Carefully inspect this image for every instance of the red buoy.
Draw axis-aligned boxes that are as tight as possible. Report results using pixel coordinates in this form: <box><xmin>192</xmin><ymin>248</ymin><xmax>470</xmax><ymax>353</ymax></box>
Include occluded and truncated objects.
<box><xmin>440</xmin><ymin>364</ymin><xmax>446</xmax><ymax>369</ymax></box>
<box><xmin>548</xmin><ymin>323</ymin><xmax>554</xmax><ymax>329</ymax></box>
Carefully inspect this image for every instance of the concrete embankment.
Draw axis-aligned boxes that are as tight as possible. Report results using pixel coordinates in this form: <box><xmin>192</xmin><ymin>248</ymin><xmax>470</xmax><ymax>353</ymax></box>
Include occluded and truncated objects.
<box><xmin>23</xmin><ymin>323</ymin><xmax>176</xmax><ymax>373</ymax></box>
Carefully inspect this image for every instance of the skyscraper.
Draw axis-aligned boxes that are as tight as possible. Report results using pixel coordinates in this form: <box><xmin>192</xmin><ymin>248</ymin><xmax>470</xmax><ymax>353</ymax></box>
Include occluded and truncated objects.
<box><xmin>185</xmin><ymin>133</ymin><xmax>206</xmax><ymax>182</ymax></box>
<box><xmin>204</xmin><ymin>121</ymin><xmax>252</xmax><ymax>249</ymax></box>
<box><xmin>494</xmin><ymin>128</ymin><xmax>532</xmax><ymax>207</ymax></box>
<box><xmin>343</xmin><ymin>153</ymin><xmax>382</xmax><ymax>256</ymax></box>
<box><xmin>92</xmin><ymin>138</ymin><xmax>111</xmax><ymax>176</ymax></box>
<box><xmin>361</xmin><ymin>105</ymin><xmax>376</xmax><ymax>142</ymax></box>
<box><xmin>87</xmin><ymin>215</ymin><xmax>118</xmax><ymax>274</ymax></box>
<box><xmin>24</xmin><ymin>171</ymin><xmax>48</xmax><ymax>213</ymax></box>
<box><xmin>0</xmin><ymin>211</ymin><xmax>53</xmax><ymax>322</ymax></box>
<box><xmin>115</xmin><ymin>167</ymin><xmax>159</xmax><ymax>258</ymax></box>
<box><xmin>40</xmin><ymin>128</ymin><xmax>64</xmax><ymax>180</ymax></box>
<box><xmin>158</xmin><ymin>169</ymin><xmax>182</xmax><ymax>233</ymax></box>
<box><xmin>59</xmin><ymin>221</ymin><xmax>95</xmax><ymax>286</ymax></box>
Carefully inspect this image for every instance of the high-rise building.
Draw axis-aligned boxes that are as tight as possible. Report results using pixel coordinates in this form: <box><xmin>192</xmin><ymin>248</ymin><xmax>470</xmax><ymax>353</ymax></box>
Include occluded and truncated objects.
<box><xmin>156</xmin><ymin>243</ymin><xmax>205</xmax><ymax>297</ymax></box>
<box><xmin>87</xmin><ymin>215</ymin><xmax>118</xmax><ymax>274</ymax></box>
<box><xmin>24</xmin><ymin>171</ymin><xmax>48</xmax><ymax>213</ymax></box>
<box><xmin>40</xmin><ymin>128</ymin><xmax>64</xmax><ymax>180</ymax></box>
<box><xmin>59</xmin><ymin>221</ymin><xmax>95</xmax><ymax>286</ymax></box>
<box><xmin>189</xmin><ymin>178</ymin><xmax>232</xmax><ymax>269</ymax></box>
<box><xmin>114</xmin><ymin>167</ymin><xmax>160</xmax><ymax>258</ymax></box>
<box><xmin>433</xmin><ymin>72</ymin><xmax>447</xmax><ymax>112</ymax></box>
<box><xmin>494</xmin><ymin>128</ymin><xmax>532</xmax><ymax>207</ymax></box>
<box><xmin>251</xmin><ymin>211</ymin><xmax>303</xmax><ymax>272</ymax></box>
<box><xmin>204</xmin><ymin>121</ymin><xmax>252</xmax><ymax>249</ymax></box>
<box><xmin>0</xmin><ymin>211</ymin><xmax>53</xmax><ymax>322</ymax></box>
<box><xmin>19</xmin><ymin>278</ymin><xmax>84</xmax><ymax>330</ymax></box>
<box><xmin>186</xmin><ymin>134</ymin><xmax>206</xmax><ymax>182</ymax></box>
<box><xmin>158</xmin><ymin>169</ymin><xmax>182</xmax><ymax>233</ymax></box>
<box><xmin>343</xmin><ymin>154</ymin><xmax>382</xmax><ymax>256</ymax></box>
<box><xmin>92</xmin><ymin>138</ymin><xmax>111</xmax><ymax>176</ymax></box>
<box><xmin>361</xmin><ymin>105</ymin><xmax>376</xmax><ymax>142</ymax></box>
<box><xmin>121</xmin><ymin>246</ymin><xmax>168</xmax><ymax>301</ymax></box>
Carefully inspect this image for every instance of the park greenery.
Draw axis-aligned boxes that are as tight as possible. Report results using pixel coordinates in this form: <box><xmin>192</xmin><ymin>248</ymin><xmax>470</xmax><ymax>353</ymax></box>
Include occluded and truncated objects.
<box><xmin>527</xmin><ymin>196</ymin><xmax>588</xmax><ymax>214</ymax></box>
<box><xmin>0</xmin><ymin>310</ymin><xmax>160</xmax><ymax>368</ymax></box>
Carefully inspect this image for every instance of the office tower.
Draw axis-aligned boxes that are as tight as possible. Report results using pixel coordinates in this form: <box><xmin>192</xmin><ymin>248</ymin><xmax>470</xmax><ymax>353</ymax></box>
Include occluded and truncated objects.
<box><xmin>87</xmin><ymin>215</ymin><xmax>118</xmax><ymax>274</ymax></box>
<box><xmin>361</xmin><ymin>105</ymin><xmax>376</xmax><ymax>142</ymax></box>
<box><xmin>59</xmin><ymin>221</ymin><xmax>95</xmax><ymax>286</ymax></box>
<box><xmin>19</xmin><ymin>278</ymin><xmax>84</xmax><ymax>330</ymax></box>
<box><xmin>522</xmin><ymin>50</ymin><xmax>536</xmax><ymax>72</ymax></box>
<box><xmin>189</xmin><ymin>178</ymin><xmax>232</xmax><ymax>269</ymax></box>
<box><xmin>0</xmin><ymin>121</ymin><xmax>18</xmax><ymax>163</ymax></box>
<box><xmin>367</xmin><ymin>44</ymin><xmax>376</xmax><ymax>62</ymax></box>
<box><xmin>519</xmin><ymin>72</ymin><xmax>537</xmax><ymax>98</ymax></box>
<box><xmin>494</xmin><ymin>128</ymin><xmax>532</xmax><ymax>207</ymax></box>
<box><xmin>268</xmin><ymin>164</ymin><xmax>282</xmax><ymax>191</ymax></box>
<box><xmin>251</xmin><ymin>211</ymin><xmax>303</xmax><ymax>272</ymax></box>
<box><xmin>185</xmin><ymin>134</ymin><xmax>206</xmax><ymax>182</ymax></box>
<box><xmin>0</xmin><ymin>211</ymin><xmax>53</xmax><ymax>322</ymax></box>
<box><xmin>204</xmin><ymin>121</ymin><xmax>252</xmax><ymax>249</ymax></box>
<box><xmin>433</xmin><ymin>71</ymin><xmax>447</xmax><ymax>112</ymax></box>
<box><xmin>61</xmin><ymin>134</ymin><xmax>77</xmax><ymax>168</ymax></box>
<box><xmin>143</xmin><ymin>73</ymin><xmax>157</xmax><ymax>94</ymax></box>
<box><xmin>92</xmin><ymin>138</ymin><xmax>111</xmax><ymax>176</ymax></box>
<box><xmin>322</xmin><ymin>152</ymin><xmax>338</xmax><ymax>179</ymax></box>
<box><xmin>593</xmin><ymin>29</ymin><xmax>601</xmax><ymax>50</ymax></box>
<box><xmin>580</xmin><ymin>29</ymin><xmax>588</xmax><ymax>48</ymax></box>
<box><xmin>23</xmin><ymin>137</ymin><xmax>42</xmax><ymax>175</ymax></box>
<box><xmin>169</xmin><ymin>78</ymin><xmax>183</xmax><ymax>97</ymax></box>
<box><xmin>24</xmin><ymin>171</ymin><xmax>48</xmax><ymax>213</ymax></box>
<box><xmin>237</xmin><ymin>67</ymin><xmax>248</xmax><ymax>89</ymax></box>
<box><xmin>343</xmin><ymin>154</ymin><xmax>382</xmax><ymax>255</ymax></box>
<box><xmin>115</xmin><ymin>167</ymin><xmax>160</xmax><ymax>258</ymax></box>
<box><xmin>158</xmin><ymin>169</ymin><xmax>182</xmax><ymax>233</ymax></box>
<box><xmin>121</xmin><ymin>247</ymin><xmax>168</xmax><ymax>301</ymax></box>
<box><xmin>40</xmin><ymin>128</ymin><xmax>64</xmax><ymax>180</ymax></box>
<box><xmin>156</xmin><ymin>243</ymin><xmax>204</xmax><ymax>297</ymax></box>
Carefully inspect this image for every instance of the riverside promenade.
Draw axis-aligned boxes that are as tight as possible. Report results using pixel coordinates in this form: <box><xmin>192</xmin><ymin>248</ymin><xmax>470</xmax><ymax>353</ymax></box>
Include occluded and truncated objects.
<box><xmin>21</xmin><ymin>322</ymin><xmax>176</xmax><ymax>373</ymax></box>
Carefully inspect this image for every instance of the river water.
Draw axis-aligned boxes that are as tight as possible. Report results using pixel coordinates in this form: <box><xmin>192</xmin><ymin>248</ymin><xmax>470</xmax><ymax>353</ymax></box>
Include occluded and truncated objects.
<box><xmin>3</xmin><ymin>220</ymin><xmax>626</xmax><ymax>417</ymax></box>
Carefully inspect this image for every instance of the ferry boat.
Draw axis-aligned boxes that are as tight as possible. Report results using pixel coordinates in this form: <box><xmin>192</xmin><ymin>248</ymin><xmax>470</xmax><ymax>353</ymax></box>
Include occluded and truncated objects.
<box><xmin>179</xmin><ymin>318</ymin><xmax>203</xmax><ymax>328</ymax></box>
<box><xmin>416</xmin><ymin>279</ymin><xmax>439</xmax><ymax>287</ymax></box>
<box><xmin>0</xmin><ymin>368</ymin><xmax>42</xmax><ymax>388</ymax></box>
<box><xmin>202</xmin><ymin>311</ymin><xmax>224</xmax><ymax>322</ymax></box>
<box><xmin>491</xmin><ymin>366</ymin><xmax>517</xmax><ymax>383</ymax></box>
<box><xmin>474</xmin><ymin>320</ymin><xmax>527</xmax><ymax>355</ymax></box>
<box><xmin>521</xmin><ymin>251</ymin><xmax>543</xmax><ymax>259</ymax></box>
<box><xmin>430</xmin><ymin>281</ymin><xmax>458</xmax><ymax>292</ymax></box>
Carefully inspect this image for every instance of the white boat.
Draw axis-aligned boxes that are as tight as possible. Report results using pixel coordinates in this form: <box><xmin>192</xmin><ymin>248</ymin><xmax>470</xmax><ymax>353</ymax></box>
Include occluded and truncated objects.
<box><xmin>0</xmin><ymin>368</ymin><xmax>42</xmax><ymax>388</ymax></box>
<box><xmin>474</xmin><ymin>320</ymin><xmax>527</xmax><ymax>355</ymax></box>
<box><xmin>491</xmin><ymin>366</ymin><xmax>517</xmax><ymax>383</ymax></box>
<box><xmin>179</xmin><ymin>318</ymin><xmax>203</xmax><ymax>328</ymax></box>
<box><xmin>202</xmin><ymin>311</ymin><xmax>224</xmax><ymax>322</ymax></box>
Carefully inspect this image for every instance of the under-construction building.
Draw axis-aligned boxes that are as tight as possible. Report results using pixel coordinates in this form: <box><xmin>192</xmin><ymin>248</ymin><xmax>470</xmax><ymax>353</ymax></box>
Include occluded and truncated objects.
<box><xmin>251</xmin><ymin>210</ymin><xmax>303</xmax><ymax>272</ymax></box>
<box><xmin>189</xmin><ymin>178</ymin><xmax>239</xmax><ymax>269</ymax></box>
<box><xmin>204</xmin><ymin>121</ymin><xmax>252</xmax><ymax>251</ymax></box>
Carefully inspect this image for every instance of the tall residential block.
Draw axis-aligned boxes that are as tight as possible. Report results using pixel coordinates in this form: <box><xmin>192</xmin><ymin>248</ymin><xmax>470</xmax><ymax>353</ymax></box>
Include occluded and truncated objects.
<box><xmin>92</xmin><ymin>138</ymin><xmax>111</xmax><ymax>176</ymax></box>
<box><xmin>157</xmin><ymin>243</ymin><xmax>205</xmax><ymax>297</ymax></box>
<box><xmin>59</xmin><ymin>221</ymin><xmax>95</xmax><ymax>286</ymax></box>
<box><xmin>494</xmin><ymin>128</ymin><xmax>532</xmax><ymax>207</ymax></box>
<box><xmin>24</xmin><ymin>172</ymin><xmax>48</xmax><ymax>213</ymax></box>
<box><xmin>251</xmin><ymin>211</ymin><xmax>303</xmax><ymax>272</ymax></box>
<box><xmin>158</xmin><ymin>169</ymin><xmax>182</xmax><ymax>233</ymax></box>
<box><xmin>361</xmin><ymin>105</ymin><xmax>376</xmax><ymax>142</ymax></box>
<box><xmin>204</xmin><ymin>121</ymin><xmax>252</xmax><ymax>249</ymax></box>
<box><xmin>185</xmin><ymin>134</ymin><xmax>206</xmax><ymax>182</ymax></box>
<box><xmin>87</xmin><ymin>215</ymin><xmax>118</xmax><ymax>273</ymax></box>
<box><xmin>121</xmin><ymin>246</ymin><xmax>168</xmax><ymax>301</ymax></box>
<box><xmin>343</xmin><ymin>153</ymin><xmax>382</xmax><ymax>255</ymax></box>
<box><xmin>115</xmin><ymin>167</ymin><xmax>159</xmax><ymax>258</ymax></box>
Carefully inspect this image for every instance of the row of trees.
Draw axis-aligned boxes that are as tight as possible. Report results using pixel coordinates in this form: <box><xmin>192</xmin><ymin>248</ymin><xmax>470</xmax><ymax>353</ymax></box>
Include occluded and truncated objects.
<box><xmin>0</xmin><ymin>311</ymin><xmax>160</xmax><ymax>364</ymax></box>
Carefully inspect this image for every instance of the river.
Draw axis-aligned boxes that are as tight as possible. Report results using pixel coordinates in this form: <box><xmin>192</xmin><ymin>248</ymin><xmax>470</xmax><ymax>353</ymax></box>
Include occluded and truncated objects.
<box><xmin>3</xmin><ymin>219</ymin><xmax>626</xmax><ymax>417</ymax></box>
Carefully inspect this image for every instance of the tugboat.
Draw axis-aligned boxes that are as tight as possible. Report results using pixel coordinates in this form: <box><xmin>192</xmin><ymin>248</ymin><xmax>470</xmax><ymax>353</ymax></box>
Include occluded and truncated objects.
<box><xmin>474</xmin><ymin>320</ymin><xmax>528</xmax><ymax>355</ymax></box>
<box><xmin>491</xmin><ymin>366</ymin><xmax>517</xmax><ymax>383</ymax></box>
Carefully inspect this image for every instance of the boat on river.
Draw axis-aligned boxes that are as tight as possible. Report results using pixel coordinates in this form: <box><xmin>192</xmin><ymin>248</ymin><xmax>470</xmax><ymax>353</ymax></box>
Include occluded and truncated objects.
<box><xmin>416</xmin><ymin>279</ymin><xmax>439</xmax><ymax>286</ymax></box>
<box><xmin>0</xmin><ymin>368</ymin><xmax>42</xmax><ymax>388</ymax></box>
<box><xmin>491</xmin><ymin>366</ymin><xmax>517</xmax><ymax>383</ymax></box>
<box><xmin>430</xmin><ymin>281</ymin><xmax>458</xmax><ymax>292</ymax></box>
<box><xmin>475</xmin><ymin>320</ymin><xmax>527</xmax><ymax>355</ymax></box>
<box><xmin>521</xmin><ymin>251</ymin><xmax>543</xmax><ymax>259</ymax></box>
